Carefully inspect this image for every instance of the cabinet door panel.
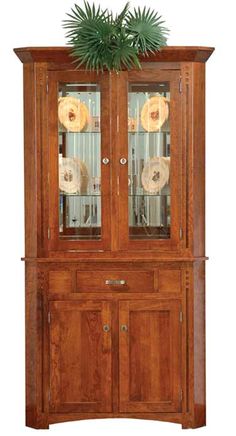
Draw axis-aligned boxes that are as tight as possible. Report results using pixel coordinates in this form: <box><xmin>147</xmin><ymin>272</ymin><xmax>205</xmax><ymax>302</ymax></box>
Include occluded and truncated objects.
<box><xmin>48</xmin><ymin>70</ymin><xmax>111</xmax><ymax>252</ymax></box>
<box><xmin>119</xmin><ymin>300</ymin><xmax>181</xmax><ymax>412</ymax></box>
<box><xmin>49</xmin><ymin>300</ymin><xmax>112</xmax><ymax>413</ymax></box>
<box><xmin>117</xmin><ymin>70</ymin><xmax>182</xmax><ymax>251</ymax></box>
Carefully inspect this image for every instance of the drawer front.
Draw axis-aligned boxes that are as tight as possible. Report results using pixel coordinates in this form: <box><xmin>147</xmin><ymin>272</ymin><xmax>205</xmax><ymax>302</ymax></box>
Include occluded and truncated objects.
<box><xmin>48</xmin><ymin>267</ymin><xmax>182</xmax><ymax>294</ymax></box>
<box><xmin>76</xmin><ymin>270</ymin><xmax>154</xmax><ymax>292</ymax></box>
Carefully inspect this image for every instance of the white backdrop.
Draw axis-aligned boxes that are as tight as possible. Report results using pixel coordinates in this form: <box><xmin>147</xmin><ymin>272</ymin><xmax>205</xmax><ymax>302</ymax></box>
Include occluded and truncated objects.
<box><xmin>0</xmin><ymin>0</ymin><xmax>236</xmax><ymax>434</ymax></box>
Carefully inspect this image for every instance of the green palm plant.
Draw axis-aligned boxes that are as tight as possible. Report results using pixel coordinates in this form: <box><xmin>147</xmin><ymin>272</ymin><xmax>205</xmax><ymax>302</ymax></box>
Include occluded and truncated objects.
<box><xmin>63</xmin><ymin>1</ymin><xmax>169</xmax><ymax>72</ymax></box>
<box><xmin>126</xmin><ymin>6</ymin><xmax>168</xmax><ymax>54</ymax></box>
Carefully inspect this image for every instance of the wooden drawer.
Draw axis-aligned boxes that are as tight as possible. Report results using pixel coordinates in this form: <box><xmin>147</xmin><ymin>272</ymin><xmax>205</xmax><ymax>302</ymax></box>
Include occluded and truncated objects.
<box><xmin>48</xmin><ymin>268</ymin><xmax>182</xmax><ymax>294</ymax></box>
<box><xmin>76</xmin><ymin>270</ymin><xmax>155</xmax><ymax>292</ymax></box>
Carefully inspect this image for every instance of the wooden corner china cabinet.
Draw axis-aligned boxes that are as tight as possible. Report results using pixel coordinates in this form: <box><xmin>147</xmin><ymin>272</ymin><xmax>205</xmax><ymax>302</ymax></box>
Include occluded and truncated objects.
<box><xmin>14</xmin><ymin>46</ymin><xmax>214</xmax><ymax>429</ymax></box>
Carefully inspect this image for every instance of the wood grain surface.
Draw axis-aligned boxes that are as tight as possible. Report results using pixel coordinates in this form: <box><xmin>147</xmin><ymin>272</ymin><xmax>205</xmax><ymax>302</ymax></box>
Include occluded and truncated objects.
<box><xmin>15</xmin><ymin>45</ymin><xmax>213</xmax><ymax>429</ymax></box>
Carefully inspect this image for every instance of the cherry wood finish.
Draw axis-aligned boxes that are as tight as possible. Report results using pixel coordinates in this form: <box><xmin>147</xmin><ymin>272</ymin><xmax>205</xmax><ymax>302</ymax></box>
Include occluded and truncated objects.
<box><xmin>15</xmin><ymin>46</ymin><xmax>213</xmax><ymax>429</ymax></box>
<box><xmin>119</xmin><ymin>300</ymin><xmax>182</xmax><ymax>412</ymax></box>
<box><xmin>14</xmin><ymin>46</ymin><xmax>214</xmax><ymax>64</ymax></box>
<box><xmin>48</xmin><ymin>70</ymin><xmax>111</xmax><ymax>252</ymax></box>
<box><xmin>76</xmin><ymin>270</ymin><xmax>155</xmax><ymax>292</ymax></box>
<box><xmin>49</xmin><ymin>300</ymin><xmax>112</xmax><ymax>413</ymax></box>
<box><xmin>117</xmin><ymin>69</ymin><xmax>182</xmax><ymax>252</ymax></box>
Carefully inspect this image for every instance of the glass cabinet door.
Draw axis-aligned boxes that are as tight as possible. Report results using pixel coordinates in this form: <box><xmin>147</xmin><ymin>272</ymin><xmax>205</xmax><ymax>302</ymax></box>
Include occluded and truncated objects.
<box><xmin>48</xmin><ymin>71</ymin><xmax>111</xmax><ymax>251</ymax></box>
<box><xmin>118</xmin><ymin>70</ymin><xmax>182</xmax><ymax>251</ymax></box>
<box><xmin>58</xmin><ymin>82</ymin><xmax>101</xmax><ymax>240</ymax></box>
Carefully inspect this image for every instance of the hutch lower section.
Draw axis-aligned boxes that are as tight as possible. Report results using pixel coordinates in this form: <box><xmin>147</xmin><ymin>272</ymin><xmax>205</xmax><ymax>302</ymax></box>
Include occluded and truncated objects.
<box><xmin>25</xmin><ymin>260</ymin><xmax>205</xmax><ymax>429</ymax></box>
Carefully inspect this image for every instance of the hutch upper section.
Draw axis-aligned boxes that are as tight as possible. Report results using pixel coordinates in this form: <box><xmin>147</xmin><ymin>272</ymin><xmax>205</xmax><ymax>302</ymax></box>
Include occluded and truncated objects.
<box><xmin>14</xmin><ymin>46</ymin><xmax>214</xmax><ymax>261</ymax></box>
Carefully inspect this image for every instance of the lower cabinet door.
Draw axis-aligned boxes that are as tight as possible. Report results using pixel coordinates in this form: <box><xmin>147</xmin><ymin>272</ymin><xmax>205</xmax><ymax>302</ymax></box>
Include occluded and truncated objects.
<box><xmin>49</xmin><ymin>300</ymin><xmax>112</xmax><ymax>413</ymax></box>
<box><xmin>119</xmin><ymin>300</ymin><xmax>182</xmax><ymax>413</ymax></box>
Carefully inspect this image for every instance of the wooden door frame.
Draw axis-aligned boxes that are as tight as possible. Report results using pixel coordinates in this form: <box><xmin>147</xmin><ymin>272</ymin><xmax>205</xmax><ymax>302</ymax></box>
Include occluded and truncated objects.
<box><xmin>49</xmin><ymin>300</ymin><xmax>112</xmax><ymax>413</ymax></box>
<box><xmin>119</xmin><ymin>299</ymin><xmax>182</xmax><ymax>412</ymax></box>
<box><xmin>116</xmin><ymin>69</ymin><xmax>183</xmax><ymax>252</ymax></box>
<box><xmin>47</xmin><ymin>70</ymin><xmax>111</xmax><ymax>252</ymax></box>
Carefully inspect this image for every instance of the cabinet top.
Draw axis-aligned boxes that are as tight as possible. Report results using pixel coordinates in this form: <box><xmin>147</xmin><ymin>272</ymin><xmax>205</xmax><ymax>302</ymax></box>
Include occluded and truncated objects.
<box><xmin>14</xmin><ymin>46</ymin><xmax>214</xmax><ymax>64</ymax></box>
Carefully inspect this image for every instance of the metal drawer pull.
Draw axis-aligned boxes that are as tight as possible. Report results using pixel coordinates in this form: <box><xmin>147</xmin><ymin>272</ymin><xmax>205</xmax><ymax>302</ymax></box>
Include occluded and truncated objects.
<box><xmin>105</xmin><ymin>279</ymin><xmax>126</xmax><ymax>285</ymax></box>
<box><xmin>120</xmin><ymin>324</ymin><xmax>128</xmax><ymax>332</ymax></box>
<box><xmin>103</xmin><ymin>324</ymin><xmax>110</xmax><ymax>332</ymax></box>
<box><xmin>120</xmin><ymin>157</ymin><xmax>127</xmax><ymax>165</ymax></box>
<box><xmin>102</xmin><ymin>157</ymin><xmax>110</xmax><ymax>165</ymax></box>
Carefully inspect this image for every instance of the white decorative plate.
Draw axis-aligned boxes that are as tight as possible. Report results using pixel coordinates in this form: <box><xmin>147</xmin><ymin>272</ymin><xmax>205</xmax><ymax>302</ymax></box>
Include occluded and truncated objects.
<box><xmin>59</xmin><ymin>157</ymin><xmax>89</xmax><ymax>194</ymax></box>
<box><xmin>58</xmin><ymin>96</ymin><xmax>89</xmax><ymax>132</ymax></box>
<box><xmin>141</xmin><ymin>157</ymin><xmax>170</xmax><ymax>193</ymax></box>
<box><xmin>141</xmin><ymin>95</ymin><xmax>169</xmax><ymax>132</ymax></box>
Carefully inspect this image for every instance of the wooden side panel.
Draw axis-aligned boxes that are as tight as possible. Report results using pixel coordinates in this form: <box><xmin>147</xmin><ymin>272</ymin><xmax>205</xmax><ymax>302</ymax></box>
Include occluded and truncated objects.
<box><xmin>193</xmin><ymin>262</ymin><xmax>206</xmax><ymax>426</ymax></box>
<box><xmin>49</xmin><ymin>300</ymin><xmax>112</xmax><ymax>413</ymax></box>
<box><xmin>192</xmin><ymin>63</ymin><xmax>206</xmax><ymax>257</ymax></box>
<box><xmin>119</xmin><ymin>300</ymin><xmax>182</xmax><ymax>413</ymax></box>
<box><xmin>23</xmin><ymin>63</ymin><xmax>37</xmax><ymax>257</ymax></box>
<box><xmin>183</xmin><ymin>262</ymin><xmax>206</xmax><ymax>429</ymax></box>
<box><xmin>182</xmin><ymin>62</ymin><xmax>206</xmax><ymax>257</ymax></box>
<box><xmin>25</xmin><ymin>264</ymin><xmax>48</xmax><ymax>428</ymax></box>
<box><xmin>23</xmin><ymin>62</ymin><xmax>48</xmax><ymax>258</ymax></box>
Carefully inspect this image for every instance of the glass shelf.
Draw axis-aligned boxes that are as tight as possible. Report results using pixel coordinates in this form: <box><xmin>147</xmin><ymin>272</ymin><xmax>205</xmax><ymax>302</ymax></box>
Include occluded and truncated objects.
<box><xmin>132</xmin><ymin>224</ymin><xmax>170</xmax><ymax>231</ymax></box>
<box><xmin>129</xmin><ymin>193</ymin><xmax>170</xmax><ymax>197</ymax></box>
<box><xmin>59</xmin><ymin>130</ymin><xmax>101</xmax><ymax>134</ymax></box>
<box><xmin>60</xmin><ymin>234</ymin><xmax>101</xmax><ymax>240</ymax></box>
<box><xmin>130</xmin><ymin>234</ymin><xmax>170</xmax><ymax>240</ymax></box>
<box><xmin>60</xmin><ymin>193</ymin><xmax>101</xmax><ymax>197</ymax></box>
<box><xmin>128</xmin><ymin>130</ymin><xmax>170</xmax><ymax>134</ymax></box>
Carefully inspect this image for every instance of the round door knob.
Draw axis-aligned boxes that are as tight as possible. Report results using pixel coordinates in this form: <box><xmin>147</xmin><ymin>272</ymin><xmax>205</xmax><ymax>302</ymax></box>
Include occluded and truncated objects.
<box><xmin>120</xmin><ymin>324</ymin><xmax>128</xmax><ymax>332</ymax></box>
<box><xmin>103</xmin><ymin>324</ymin><xmax>110</xmax><ymax>332</ymax></box>
<box><xmin>102</xmin><ymin>157</ymin><xmax>110</xmax><ymax>165</ymax></box>
<box><xmin>120</xmin><ymin>158</ymin><xmax>127</xmax><ymax>165</ymax></box>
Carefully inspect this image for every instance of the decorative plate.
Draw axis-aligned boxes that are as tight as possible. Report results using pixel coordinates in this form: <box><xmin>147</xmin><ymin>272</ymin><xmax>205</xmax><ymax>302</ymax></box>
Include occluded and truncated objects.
<box><xmin>128</xmin><ymin>117</ymin><xmax>137</xmax><ymax>132</ymax></box>
<box><xmin>59</xmin><ymin>157</ymin><xmax>89</xmax><ymax>194</ymax></box>
<box><xmin>58</xmin><ymin>96</ymin><xmax>89</xmax><ymax>132</ymax></box>
<box><xmin>141</xmin><ymin>156</ymin><xmax>170</xmax><ymax>193</ymax></box>
<box><xmin>141</xmin><ymin>95</ymin><xmax>169</xmax><ymax>132</ymax></box>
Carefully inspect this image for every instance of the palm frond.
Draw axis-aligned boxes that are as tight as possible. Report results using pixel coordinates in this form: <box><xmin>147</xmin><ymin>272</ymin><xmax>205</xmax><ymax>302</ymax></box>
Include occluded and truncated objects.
<box><xmin>112</xmin><ymin>34</ymin><xmax>140</xmax><ymax>70</ymax></box>
<box><xmin>63</xmin><ymin>1</ymin><xmax>169</xmax><ymax>71</ymax></box>
<box><xmin>113</xmin><ymin>2</ymin><xmax>130</xmax><ymax>29</ymax></box>
<box><xmin>125</xmin><ymin>7</ymin><xmax>169</xmax><ymax>54</ymax></box>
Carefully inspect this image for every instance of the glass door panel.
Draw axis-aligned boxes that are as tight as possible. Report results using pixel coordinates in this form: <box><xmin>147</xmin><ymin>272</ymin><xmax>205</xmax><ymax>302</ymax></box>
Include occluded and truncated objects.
<box><xmin>58</xmin><ymin>82</ymin><xmax>101</xmax><ymax>241</ymax></box>
<box><xmin>128</xmin><ymin>82</ymin><xmax>171</xmax><ymax>240</ymax></box>
<box><xmin>117</xmin><ymin>70</ymin><xmax>181</xmax><ymax>251</ymax></box>
<box><xmin>48</xmin><ymin>70</ymin><xmax>111</xmax><ymax>252</ymax></box>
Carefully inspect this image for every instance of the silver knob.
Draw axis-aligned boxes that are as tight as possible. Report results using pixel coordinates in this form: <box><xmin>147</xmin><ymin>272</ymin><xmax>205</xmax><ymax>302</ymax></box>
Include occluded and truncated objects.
<box><xmin>120</xmin><ymin>324</ymin><xmax>128</xmax><ymax>332</ymax></box>
<box><xmin>120</xmin><ymin>158</ymin><xmax>127</xmax><ymax>165</ymax></box>
<box><xmin>103</xmin><ymin>324</ymin><xmax>110</xmax><ymax>332</ymax></box>
<box><xmin>102</xmin><ymin>157</ymin><xmax>110</xmax><ymax>165</ymax></box>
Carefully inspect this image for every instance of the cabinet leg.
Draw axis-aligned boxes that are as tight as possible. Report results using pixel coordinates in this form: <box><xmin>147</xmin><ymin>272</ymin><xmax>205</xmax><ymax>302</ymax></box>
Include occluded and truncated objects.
<box><xmin>182</xmin><ymin>408</ymin><xmax>206</xmax><ymax>429</ymax></box>
<box><xmin>26</xmin><ymin>411</ymin><xmax>49</xmax><ymax>429</ymax></box>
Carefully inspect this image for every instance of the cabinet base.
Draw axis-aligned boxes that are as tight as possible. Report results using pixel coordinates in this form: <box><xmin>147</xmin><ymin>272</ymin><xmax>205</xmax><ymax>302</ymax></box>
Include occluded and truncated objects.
<box><xmin>26</xmin><ymin>411</ymin><xmax>206</xmax><ymax>429</ymax></box>
<box><xmin>24</xmin><ymin>411</ymin><xmax>206</xmax><ymax>429</ymax></box>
